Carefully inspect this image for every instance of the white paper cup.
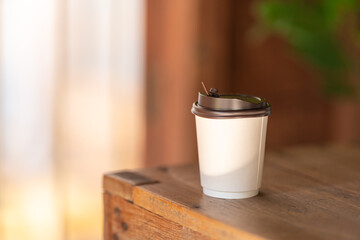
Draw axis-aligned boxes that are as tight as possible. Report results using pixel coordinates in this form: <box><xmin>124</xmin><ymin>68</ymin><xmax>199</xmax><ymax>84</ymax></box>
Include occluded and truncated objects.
<box><xmin>192</xmin><ymin>91</ymin><xmax>271</xmax><ymax>199</ymax></box>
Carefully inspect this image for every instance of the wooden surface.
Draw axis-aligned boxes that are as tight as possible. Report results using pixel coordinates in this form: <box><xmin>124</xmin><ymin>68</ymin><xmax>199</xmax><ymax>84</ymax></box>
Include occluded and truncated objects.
<box><xmin>103</xmin><ymin>145</ymin><xmax>360</xmax><ymax>240</ymax></box>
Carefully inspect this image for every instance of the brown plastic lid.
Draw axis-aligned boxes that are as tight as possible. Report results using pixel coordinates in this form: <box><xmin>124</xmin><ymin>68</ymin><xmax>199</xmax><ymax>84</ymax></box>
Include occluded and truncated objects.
<box><xmin>191</xmin><ymin>92</ymin><xmax>271</xmax><ymax>119</ymax></box>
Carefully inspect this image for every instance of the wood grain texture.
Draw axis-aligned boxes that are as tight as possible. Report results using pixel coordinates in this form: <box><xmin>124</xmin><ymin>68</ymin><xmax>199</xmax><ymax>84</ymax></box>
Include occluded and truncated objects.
<box><xmin>103</xmin><ymin>145</ymin><xmax>360</xmax><ymax>240</ymax></box>
<box><xmin>104</xmin><ymin>192</ymin><xmax>211</xmax><ymax>240</ymax></box>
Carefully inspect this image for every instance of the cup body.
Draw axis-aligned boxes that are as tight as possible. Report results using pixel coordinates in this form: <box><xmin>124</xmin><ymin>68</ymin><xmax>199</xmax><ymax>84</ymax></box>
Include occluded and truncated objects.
<box><xmin>195</xmin><ymin>115</ymin><xmax>268</xmax><ymax>199</ymax></box>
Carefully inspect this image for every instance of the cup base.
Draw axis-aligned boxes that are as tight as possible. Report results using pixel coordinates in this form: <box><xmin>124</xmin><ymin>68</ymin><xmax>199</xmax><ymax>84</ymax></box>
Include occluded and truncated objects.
<box><xmin>203</xmin><ymin>188</ymin><xmax>259</xmax><ymax>199</ymax></box>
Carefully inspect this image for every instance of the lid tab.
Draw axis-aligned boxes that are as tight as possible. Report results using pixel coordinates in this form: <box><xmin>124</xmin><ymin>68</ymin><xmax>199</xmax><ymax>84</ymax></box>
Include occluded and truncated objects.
<box><xmin>209</xmin><ymin>88</ymin><xmax>220</xmax><ymax>97</ymax></box>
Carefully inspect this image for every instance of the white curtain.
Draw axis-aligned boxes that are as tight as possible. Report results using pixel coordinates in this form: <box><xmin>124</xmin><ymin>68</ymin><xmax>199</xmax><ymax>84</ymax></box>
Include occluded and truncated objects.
<box><xmin>0</xmin><ymin>0</ymin><xmax>145</xmax><ymax>239</ymax></box>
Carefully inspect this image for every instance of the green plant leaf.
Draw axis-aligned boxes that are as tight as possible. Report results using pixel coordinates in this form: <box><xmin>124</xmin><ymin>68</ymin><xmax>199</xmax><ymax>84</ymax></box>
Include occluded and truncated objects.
<box><xmin>255</xmin><ymin>0</ymin><xmax>357</xmax><ymax>97</ymax></box>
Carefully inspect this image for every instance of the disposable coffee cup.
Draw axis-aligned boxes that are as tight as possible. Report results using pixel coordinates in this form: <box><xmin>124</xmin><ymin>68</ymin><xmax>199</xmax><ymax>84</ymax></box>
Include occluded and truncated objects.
<box><xmin>191</xmin><ymin>88</ymin><xmax>271</xmax><ymax>199</ymax></box>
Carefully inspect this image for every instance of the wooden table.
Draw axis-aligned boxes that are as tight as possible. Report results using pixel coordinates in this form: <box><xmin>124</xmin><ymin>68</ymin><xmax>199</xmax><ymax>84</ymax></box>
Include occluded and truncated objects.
<box><xmin>103</xmin><ymin>145</ymin><xmax>360</xmax><ymax>240</ymax></box>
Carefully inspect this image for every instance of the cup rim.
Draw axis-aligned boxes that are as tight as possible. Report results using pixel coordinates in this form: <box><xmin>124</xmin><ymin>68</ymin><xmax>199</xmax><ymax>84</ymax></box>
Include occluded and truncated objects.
<box><xmin>191</xmin><ymin>102</ymin><xmax>271</xmax><ymax>119</ymax></box>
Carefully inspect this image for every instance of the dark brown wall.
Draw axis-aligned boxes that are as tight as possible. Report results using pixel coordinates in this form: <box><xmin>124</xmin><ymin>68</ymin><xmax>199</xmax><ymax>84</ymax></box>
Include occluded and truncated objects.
<box><xmin>197</xmin><ymin>0</ymin><xmax>331</xmax><ymax>149</ymax></box>
<box><xmin>145</xmin><ymin>0</ymin><xmax>200</xmax><ymax>167</ymax></box>
<box><xmin>145</xmin><ymin>0</ymin><xmax>358</xmax><ymax>167</ymax></box>
<box><xmin>232</xmin><ymin>0</ymin><xmax>331</xmax><ymax>148</ymax></box>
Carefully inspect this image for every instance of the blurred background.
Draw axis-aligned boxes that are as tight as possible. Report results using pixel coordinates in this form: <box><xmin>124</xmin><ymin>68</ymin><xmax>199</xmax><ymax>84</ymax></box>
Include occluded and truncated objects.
<box><xmin>0</xmin><ymin>0</ymin><xmax>359</xmax><ymax>239</ymax></box>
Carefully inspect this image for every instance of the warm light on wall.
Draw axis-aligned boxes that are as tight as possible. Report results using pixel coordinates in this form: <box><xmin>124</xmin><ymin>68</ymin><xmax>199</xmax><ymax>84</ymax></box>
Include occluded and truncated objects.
<box><xmin>0</xmin><ymin>0</ymin><xmax>145</xmax><ymax>239</ymax></box>
<box><xmin>2</xmin><ymin>179</ymin><xmax>62</xmax><ymax>240</ymax></box>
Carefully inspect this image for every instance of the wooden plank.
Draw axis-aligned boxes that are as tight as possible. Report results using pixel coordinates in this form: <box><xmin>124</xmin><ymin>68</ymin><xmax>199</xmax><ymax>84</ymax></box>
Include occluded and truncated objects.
<box><xmin>133</xmin><ymin>186</ymin><xmax>265</xmax><ymax>240</ymax></box>
<box><xmin>104</xmin><ymin>192</ymin><xmax>211</xmax><ymax>240</ymax></box>
<box><xmin>104</xmin><ymin>145</ymin><xmax>360</xmax><ymax>239</ymax></box>
<box><xmin>103</xmin><ymin>192</ymin><xmax>112</xmax><ymax>240</ymax></box>
<box><xmin>132</xmin><ymin>171</ymin><xmax>328</xmax><ymax>240</ymax></box>
<box><xmin>103</xmin><ymin>171</ymin><xmax>159</xmax><ymax>201</ymax></box>
<box><xmin>136</xmin><ymin>146</ymin><xmax>360</xmax><ymax>239</ymax></box>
